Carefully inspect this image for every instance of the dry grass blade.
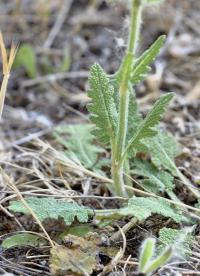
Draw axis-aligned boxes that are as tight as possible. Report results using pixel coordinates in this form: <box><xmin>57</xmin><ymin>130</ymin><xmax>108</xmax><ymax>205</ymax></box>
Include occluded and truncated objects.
<box><xmin>0</xmin><ymin>33</ymin><xmax>17</xmax><ymax>119</ymax></box>
<box><xmin>34</xmin><ymin>138</ymin><xmax>113</xmax><ymax>184</ymax></box>
<box><xmin>0</xmin><ymin>33</ymin><xmax>8</xmax><ymax>75</ymax></box>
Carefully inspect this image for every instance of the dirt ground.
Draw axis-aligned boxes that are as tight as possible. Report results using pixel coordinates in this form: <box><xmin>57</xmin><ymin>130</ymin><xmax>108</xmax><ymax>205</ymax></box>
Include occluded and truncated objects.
<box><xmin>0</xmin><ymin>0</ymin><xmax>200</xmax><ymax>275</ymax></box>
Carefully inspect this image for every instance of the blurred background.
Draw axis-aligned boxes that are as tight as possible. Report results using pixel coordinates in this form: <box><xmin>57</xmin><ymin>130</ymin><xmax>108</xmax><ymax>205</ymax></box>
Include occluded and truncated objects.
<box><xmin>0</xmin><ymin>0</ymin><xmax>200</xmax><ymax>169</ymax></box>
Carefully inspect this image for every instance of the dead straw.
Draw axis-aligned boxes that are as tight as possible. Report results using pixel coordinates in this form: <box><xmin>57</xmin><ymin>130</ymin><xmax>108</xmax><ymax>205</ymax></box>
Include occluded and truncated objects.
<box><xmin>0</xmin><ymin>33</ymin><xmax>17</xmax><ymax>119</ymax></box>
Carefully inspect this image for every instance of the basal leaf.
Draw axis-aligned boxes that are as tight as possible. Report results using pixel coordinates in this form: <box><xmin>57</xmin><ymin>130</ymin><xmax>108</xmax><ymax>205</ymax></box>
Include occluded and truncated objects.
<box><xmin>143</xmin><ymin>132</ymin><xmax>179</xmax><ymax>176</ymax></box>
<box><xmin>53</xmin><ymin>124</ymin><xmax>107</xmax><ymax>173</ymax></box>
<box><xmin>143</xmin><ymin>131</ymin><xmax>200</xmax><ymax>198</ymax></box>
<box><xmin>124</xmin><ymin>93</ymin><xmax>174</xmax><ymax>155</ymax></box>
<box><xmin>2</xmin><ymin>233</ymin><xmax>43</xmax><ymax>249</ymax></box>
<box><xmin>87</xmin><ymin>63</ymin><xmax>118</xmax><ymax>144</ymax></box>
<box><xmin>119</xmin><ymin>197</ymin><xmax>184</xmax><ymax>222</ymax></box>
<box><xmin>158</xmin><ymin>227</ymin><xmax>194</xmax><ymax>256</ymax></box>
<box><xmin>131</xmin><ymin>35</ymin><xmax>165</xmax><ymax>85</ymax></box>
<box><xmin>9</xmin><ymin>197</ymin><xmax>93</xmax><ymax>225</ymax></box>
<box><xmin>132</xmin><ymin>159</ymin><xmax>175</xmax><ymax>194</ymax></box>
<box><xmin>97</xmin><ymin>197</ymin><xmax>185</xmax><ymax>223</ymax></box>
<box><xmin>145</xmin><ymin>130</ymin><xmax>181</xmax><ymax>159</ymax></box>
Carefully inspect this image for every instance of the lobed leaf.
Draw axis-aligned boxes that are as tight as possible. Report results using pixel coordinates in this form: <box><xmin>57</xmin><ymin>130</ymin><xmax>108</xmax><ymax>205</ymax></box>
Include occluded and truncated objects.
<box><xmin>132</xmin><ymin>159</ymin><xmax>175</xmax><ymax>194</ymax></box>
<box><xmin>158</xmin><ymin>227</ymin><xmax>194</xmax><ymax>256</ymax></box>
<box><xmin>53</xmin><ymin>124</ymin><xmax>107</xmax><ymax>173</ymax></box>
<box><xmin>97</xmin><ymin>197</ymin><xmax>185</xmax><ymax>223</ymax></box>
<box><xmin>131</xmin><ymin>35</ymin><xmax>165</xmax><ymax>85</ymax></box>
<box><xmin>9</xmin><ymin>197</ymin><xmax>93</xmax><ymax>225</ymax></box>
<box><xmin>142</xmin><ymin>131</ymin><xmax>180</xmax><ymax>176</ymax></box>
<box><xmin>87</xmin><ymin>63</ymin><xmax>118</xmax><ymax>144</ymax></box>
<box><xmin>124</xmin><ymin>93</ymin><xmax>174</xmax><ymax>155</ymax></box>
<box><xmin>119</xmin><ymin>197</ymin><xmax>184</xmax><ymax>222</ymax></box>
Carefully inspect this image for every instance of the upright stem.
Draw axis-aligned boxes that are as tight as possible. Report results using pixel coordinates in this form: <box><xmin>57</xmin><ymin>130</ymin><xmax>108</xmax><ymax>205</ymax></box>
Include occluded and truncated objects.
<box><xmin>112</xmin><ymin>0</ymin><xmax>142</xmax><ymax>197</ymax></box>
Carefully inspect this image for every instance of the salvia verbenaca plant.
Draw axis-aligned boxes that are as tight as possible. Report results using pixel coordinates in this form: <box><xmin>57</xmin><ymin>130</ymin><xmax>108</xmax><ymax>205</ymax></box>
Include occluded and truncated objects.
<box><xmin>87</xmin><ymin>0</ymin><xmax>173</xmax><ymax>197</ymax></box>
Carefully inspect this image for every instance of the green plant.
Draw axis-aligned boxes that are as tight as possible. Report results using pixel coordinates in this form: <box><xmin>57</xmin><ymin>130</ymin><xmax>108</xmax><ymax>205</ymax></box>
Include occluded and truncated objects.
<box><xmin>9</xmin><ymin>196</ymin><xmax>185</xmax><ymax>225</ymax></box>
<box><xmin>53</xmin><ymin>124</ymin><xmax>107</xmax><ymax>174</ymax></box>
<box><xmin>96</xmin><ymin>196</ymin><xmax>184</xmax><ymax>223</ymax></box>
<box><xmin>2</xmin><ymin>233</ymin><xmax>46</xmax><ymax>249</ymax></box>
<box><xmin>138</xmin><ymin>237</ymin><xmax>172</xmax><ymax>275</ymax></box>
<box><xmin>158</xmin><ymin>227</ymin><xmax>194</xmax><ymax>257</ymax></box>
<box><xmin>87</xmin><ymin>0</ymin><xmax>174</xmax><ymax>197</ymax></box>
<box><xmin>9</xmin><ymin>197</ymin><xmax>93</xmax><ymax>225</ymax></box>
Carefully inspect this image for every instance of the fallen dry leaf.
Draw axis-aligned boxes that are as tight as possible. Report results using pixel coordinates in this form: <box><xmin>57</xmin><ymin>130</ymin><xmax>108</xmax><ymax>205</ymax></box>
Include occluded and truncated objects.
<box><xmin>51</xmin><ymin>245</ymin><xmax>97</xmax><ymax>276</ymax></box>
<box><xmin>50</xmin><ymin>233</ymin><xmax>117</xmax><ymax>275</ymax></box>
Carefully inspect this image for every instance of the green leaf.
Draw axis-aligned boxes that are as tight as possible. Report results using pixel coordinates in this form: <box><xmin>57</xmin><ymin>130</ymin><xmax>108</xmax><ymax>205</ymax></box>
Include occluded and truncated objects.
<box><xmin>144</xmin><ymin>247</ymin><xmax>172</xmax><ymax>274</ymax></box>
<box><xmin>2</xmin><ymin>233</ymin><xmax>43</xmax><ymax>249</ymax></box>
<box><xmin>141</xmin><ymin>131</ymin><xmax>200</xmax><ymax>197</ymax></box>
<box><xmin>13</xmin><ymin>44</ymin><xmax>36</xmax><ymax>78</ymax></box>
<box><xmin>125</xmin><ymin>93</ymin><xmax>174</xmax><ymax>155</ymax></box>
<box><xmin>131</xmin><ymin>35</ymin><xmax>165</xmax><ymax>85</ymax></box>
<box><xmin>139</xmin><ymin>238</ymin><xmax>156</xmax><ymax>272</ymax></box>
<box><xmin>87</xmin><ymin>63</ymin><xmax>118</xmax><ymax>144</ymax></box>
<box><xmin>132</xmin><ymin>159</ymin><xmax>175</xmax><ymax>194</ymax></box>
<box><xmin>53</xmin><ymin>124</ymin><xmax>107</xmax><ymax>173</ymax></box>
<box><xmin>120</xmin><ymin>197</ymin><xmax>184</xmax><ymax>222</ymax></box>
<box><xmin>143</xmin><ymin>131</ymin><xmax>180</xmax><ymax>176</ymax></box>
<box><xmin>9</xmin><ymin>197</ymin><xmax>93</xmax><ymax>225</ymax></box>
<box><xmin>158</xmin><ymin>227</ymin><xmax>194</xmax><ymax>257</ymax></box>
<box><xmin>97</xmin><ymin>197</ymin><xmax>185</xmax><ymax>223</ymax></box>
<box><xmin>66</xmin><ymin>225</ymin><xmax>93</xmax><ymax>237</ymax></box>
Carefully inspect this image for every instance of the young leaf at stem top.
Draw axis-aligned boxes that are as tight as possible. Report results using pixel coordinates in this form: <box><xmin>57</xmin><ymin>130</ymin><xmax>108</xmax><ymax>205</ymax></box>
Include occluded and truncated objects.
<box><xmin>131</xmin><ymin>35</ymin><xmax>165</xmax><ymax>85</ymax></box>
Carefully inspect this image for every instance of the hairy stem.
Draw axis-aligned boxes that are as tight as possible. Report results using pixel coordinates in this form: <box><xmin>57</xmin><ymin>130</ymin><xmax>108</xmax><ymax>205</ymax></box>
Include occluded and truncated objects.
<box><xmin>112</xmin><ymin>0</ymin><xmax>142</xmax><ymax>197</ymax></box>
